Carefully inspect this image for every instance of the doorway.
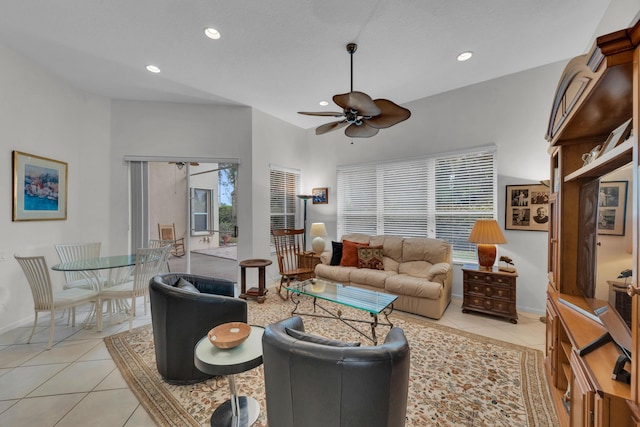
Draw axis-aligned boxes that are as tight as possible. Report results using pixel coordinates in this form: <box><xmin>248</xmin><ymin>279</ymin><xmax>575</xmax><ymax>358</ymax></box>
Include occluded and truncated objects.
<box><xmin>145</xmin><ymin>161</ymin><xmax>238</xmax><ymax>281</ymax></box>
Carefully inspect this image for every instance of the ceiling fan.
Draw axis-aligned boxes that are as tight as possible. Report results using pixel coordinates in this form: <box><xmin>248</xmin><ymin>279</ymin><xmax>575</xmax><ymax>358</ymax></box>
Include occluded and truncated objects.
<box><xmin>169</xmin><ymin>161</ymin><xmax>199</xmax><ymax>170</ymax></box>
<box><xmin>299</xmin><ymin>43</ymin><xmax>411</xmax><ymax>138</ymax></box>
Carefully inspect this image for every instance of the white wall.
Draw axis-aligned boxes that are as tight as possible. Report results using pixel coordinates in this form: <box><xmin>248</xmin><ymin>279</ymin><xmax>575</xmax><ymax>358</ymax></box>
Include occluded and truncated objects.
<box><xmin>301</xmin><ymin>61</ymin><xmax>566</xmax><ymax>315</ymax></box>
<box><xmin>251</xmin><ymin>108</ymin><xmax>309</xmax><ymax>283</ymax></box>
<box><xmin>0</xmin><ymin>44</ymin><xmax>112</xmax><ymax>331</ymax></box>
<box><xmin>109</xmin><ymin>100</ymin><xmax>254</xmax><ymax>261</ymax></box>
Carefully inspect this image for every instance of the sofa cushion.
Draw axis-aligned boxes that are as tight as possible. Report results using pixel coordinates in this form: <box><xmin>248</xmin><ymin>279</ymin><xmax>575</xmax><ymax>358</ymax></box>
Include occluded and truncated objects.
<box><xmin>340</xmin><ymin>233</ymin><xmax>372</xmax><ymax>244</ymax></box>
<box><xmin>370</xmin><ymin>235</ymin><xmax>404</xmax><ymax>263</ymax></box>
<box><xmin>399</xmin><ymin>261</ymin><xmax>432</xmax><ymax>279</ymax></box>
<box><xmin>341</xmin><ymin>240</ymin><xmax>369</xmax><ymax>267</ymax></box>
<box><xmin>385</xmin><ymin>275</ymin><xmax>443</xmax><ymax>300</ymax></box>
<box><xmin>383</xmin><ymin>257</ymin><xmax>400</xmax><ymax>273</ymax></box>
<box><xmin>402</xmin><ymin>237</ymin><xmax>450</xmax><ymax>264</ymax></box>
<box><xmin>330</xmin><ymin>241</ymin><xmax>343</xmax><ymax>266</ymax></box>
<box><xmin>349</xmin><ymin>268</ymin><xmax>396</xmax><ymax>289</ymax></box>
<box><xmin>286</xmin><ymin>328</ymin><xmax>361</xmax><ymax>347</ymax></box>
<box><xmin>315</xmin><ymin>264</ymin><xmax>355</xmax><ymax>283</ymax></box>
<box><xmin>177</xmin><ymin>278</ymin><xmax>200</xmax><ymax>293</ymax></box>
<box><xmin>357</xmin><ymin>246</ymin><xmax>384</xmax><ymax>270</ymax></box>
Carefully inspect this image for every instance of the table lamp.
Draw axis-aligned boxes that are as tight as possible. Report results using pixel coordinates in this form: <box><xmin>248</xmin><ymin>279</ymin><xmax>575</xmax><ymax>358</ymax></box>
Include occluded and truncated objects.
<box><xmin>467</xmin><ymin>219</ymin><xmax>507</xmax><ymax>270</ymax></box>
<box><xmin>310</xmin><ymin>222</ymin><xmax>327</xmax><ymax>254</ymax></box>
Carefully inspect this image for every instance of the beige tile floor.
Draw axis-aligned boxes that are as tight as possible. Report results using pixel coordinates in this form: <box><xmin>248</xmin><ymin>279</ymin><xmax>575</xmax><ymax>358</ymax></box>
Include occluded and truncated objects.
<box><xmin>0</xmin><ymin>288</ymin><xmax>546</xmax><ymax>426</ymax></box>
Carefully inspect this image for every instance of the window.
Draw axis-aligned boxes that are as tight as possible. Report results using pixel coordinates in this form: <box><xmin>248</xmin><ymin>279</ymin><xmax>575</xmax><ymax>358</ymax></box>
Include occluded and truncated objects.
<box><xmin>337</xmin><ymin>146</ymin><xmax>497</xmax><ymax>262</ymax></box>
<box><xmin>190</xmin><ymin>188</ymin><xmax>212</xmax><ymax>235</ymax></box>
<box><xmin>270</xmin><ymin>166</ymin><xmax>300</xmax><ymax>233</ymax></box>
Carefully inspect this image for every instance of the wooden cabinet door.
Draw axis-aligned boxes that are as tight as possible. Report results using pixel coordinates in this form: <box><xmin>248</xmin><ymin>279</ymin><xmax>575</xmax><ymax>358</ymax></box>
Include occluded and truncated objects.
<box><xmin>548</xmin><ymin>194</ymin><xmax>559</xmax><ymax>290</ymax></box>
<box><xmin>546</xmin><ymin>300</ymin><xmax>558</xmax><ymax>385</ymax></box>
<box><xmin>570</xmin><ymin>351</ymin><xmax>594</xmax><ymax>427</ymax></box>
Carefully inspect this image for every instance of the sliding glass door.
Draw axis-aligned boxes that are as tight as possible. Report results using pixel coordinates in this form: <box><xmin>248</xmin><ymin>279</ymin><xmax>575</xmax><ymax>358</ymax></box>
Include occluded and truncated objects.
<box><xmin>129</xmin><ymin>159</ymin><xmax>238</xmax><ymax>282</ymax></box>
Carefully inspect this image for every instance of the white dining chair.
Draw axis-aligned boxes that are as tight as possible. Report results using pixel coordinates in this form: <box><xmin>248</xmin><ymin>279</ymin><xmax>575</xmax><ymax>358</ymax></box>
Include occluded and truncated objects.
<box><xmin>14</xmin><ymin>255</ymin><xmax>100</xmax><ymax>350</ymax></box>
<box><xmin>54</xmin><ymin>242</ymin><xmax>106</xmax><ymax>324</ymax></box>
<box><xmin>149</xmin><ymin>239</ymin><xmax>174</xmax><ymax>273</ymax></box>
<box><xmin>99</xmin><ymin>245</ymin><xmax>170</xmax><ymax>331</ymax></box>
<box><xmin>54</xmin><ymin>242</ymin><xmax>103</xmax><ymax>289</ymax></box>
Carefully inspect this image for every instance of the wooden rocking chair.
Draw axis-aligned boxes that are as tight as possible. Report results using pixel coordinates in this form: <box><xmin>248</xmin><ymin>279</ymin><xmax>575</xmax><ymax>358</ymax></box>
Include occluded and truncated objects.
<box><xmin>272</xmin><ymin>229</ymin><xmax>315</xmax><ymax>300</ymax></box>
<box><xmin>157</xmin><ymin>223</ymin><xmax>186</xmax><ymax>257</ymax></box>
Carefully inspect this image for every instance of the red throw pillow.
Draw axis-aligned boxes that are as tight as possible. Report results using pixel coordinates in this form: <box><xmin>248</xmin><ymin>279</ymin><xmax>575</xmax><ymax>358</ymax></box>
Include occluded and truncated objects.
<box><xmin>340</xmin><ymin>240</ymin><xmax>369</xmax><ymax>267</ymax></box>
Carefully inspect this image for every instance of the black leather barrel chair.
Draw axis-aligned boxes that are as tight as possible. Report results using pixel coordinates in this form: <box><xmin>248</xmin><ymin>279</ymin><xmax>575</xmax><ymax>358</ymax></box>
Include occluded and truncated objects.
<box><xmin>149</xmin><ymin>273</ymin><xmax>247</xmax><ymax>384</ymax></box>
<box><xmin>262</xmin><ymin>316</ymin><xmax>411</xmax><ymax>427</ymax></box>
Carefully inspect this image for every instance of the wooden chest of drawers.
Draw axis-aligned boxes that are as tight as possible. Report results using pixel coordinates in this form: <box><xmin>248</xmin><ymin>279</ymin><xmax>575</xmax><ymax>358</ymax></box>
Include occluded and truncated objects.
<box><xmin>462</xmin><ymin>264</ymin><xmax>518</xmax><ymax>323</ymax></box>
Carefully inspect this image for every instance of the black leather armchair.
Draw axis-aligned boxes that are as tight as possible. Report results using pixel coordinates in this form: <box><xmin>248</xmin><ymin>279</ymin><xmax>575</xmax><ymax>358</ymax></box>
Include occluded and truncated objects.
<box><xmin>262</xmin><ymin>316</ymin><xmax>410</xmax><ymax>427</ymax></box>
<box><xmin>149</xmin><ymin>273</ymin><xmax>247</xmax><ymax>384</ymax></box>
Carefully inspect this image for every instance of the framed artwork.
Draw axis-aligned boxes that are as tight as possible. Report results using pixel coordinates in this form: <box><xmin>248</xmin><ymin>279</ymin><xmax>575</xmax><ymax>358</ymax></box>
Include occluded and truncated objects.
<box><xmin>597</xmin><ymin>118</ymin><xmax>632</xmax><ymax>159</ymax></box>
<box><xmin>598</xmin><ymin>181</ymin><xmax>628</xmax><ymax>236</ymax></box>
<box><xmin>12</xmin><ymin>151</ymin><xmax>68</xmax><ymax>221</ymax></box>
<box><xmin>505</xmin><ymin>184</ymin><xmax>549</xmax><ymax>231</ymax></box>
<box><xmin>312</xmin><ymin>187</ymin><xmax>328</xmax><ymax>204</ymax></box>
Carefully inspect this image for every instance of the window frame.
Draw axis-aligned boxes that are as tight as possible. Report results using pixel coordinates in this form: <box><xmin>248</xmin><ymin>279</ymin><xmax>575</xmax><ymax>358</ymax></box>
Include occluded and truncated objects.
<box><xmin>336</xmin><ymin>145</ymin><xmax>497</xmax><ymax>262</ymax></box>
<box><xmin>190</xmin><ymin>187</ymin><xmax>213</xmax><ymax>236</ymax></box>
<box><xmin>269</xmin><ymin>165</ymin><xmax>301</xmax><ymax>238</ymax></box>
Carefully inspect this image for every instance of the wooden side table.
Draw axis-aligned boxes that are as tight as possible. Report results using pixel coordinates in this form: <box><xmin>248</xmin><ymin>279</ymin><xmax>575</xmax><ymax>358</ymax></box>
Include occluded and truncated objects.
<box><xmin>297</xmin><ymin>252</ymin><xmax>322</xmax><ymax>281</ymax></box>
<box><xmin>462</xmin><ymin>264</ymin><xmax>518</xmax><ymax>323</ymax></box>
<box><xmin>239</xmin><ymin>258</ymin><xmax>272</xmax><ymax>304</ymax></box>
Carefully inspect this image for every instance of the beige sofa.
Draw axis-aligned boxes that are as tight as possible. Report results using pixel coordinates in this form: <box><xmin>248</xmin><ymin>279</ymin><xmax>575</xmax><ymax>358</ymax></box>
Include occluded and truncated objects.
<box><xmin>315</xmin><ymin>233</ymin><xmax>452</xmax><ymax>319</ymax></box>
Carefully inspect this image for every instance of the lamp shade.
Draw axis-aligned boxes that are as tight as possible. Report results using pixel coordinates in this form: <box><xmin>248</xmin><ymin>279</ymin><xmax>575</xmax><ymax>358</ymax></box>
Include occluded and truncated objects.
<box><xmin>468</xmin><ymin>219</ymin><xmax>507</xmax><ymax>244</ymax></box>
<box><xmin>310</xmin><ymin>222</ymin><xmax>327</xmax><ymax>254</ymax></box>
<box><xmin>468</xmin><ymin>219</ymin><xmax>507</xmax><ymax>269</ymax></box>
<box><xmin>310</xmin><ymin>223</ymin><xmax>327</xmax><ymax>237</ymax></box>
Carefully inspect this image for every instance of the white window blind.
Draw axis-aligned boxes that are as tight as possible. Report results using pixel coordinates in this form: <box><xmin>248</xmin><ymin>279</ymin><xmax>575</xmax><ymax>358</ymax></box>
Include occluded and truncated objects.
<box><xmin>270</xmin><ymin>166</ymin><xmax>300</xmax><ymax>233</ymax></box>
<box><xmin>337</xmin><ymin>146</ymin><xmax>497</xmax><ymax>262</ymax></box>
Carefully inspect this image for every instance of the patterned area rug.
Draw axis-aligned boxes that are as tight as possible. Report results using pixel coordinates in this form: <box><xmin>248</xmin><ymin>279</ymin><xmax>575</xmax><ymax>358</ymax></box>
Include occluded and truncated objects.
<box><xmin>105</xmin><ymin>292</ymin><xmax>558</xmax><ymax>426</ymax></box>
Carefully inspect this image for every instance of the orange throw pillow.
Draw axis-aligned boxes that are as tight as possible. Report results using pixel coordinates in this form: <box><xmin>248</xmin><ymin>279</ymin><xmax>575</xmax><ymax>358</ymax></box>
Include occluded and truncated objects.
<box><xmin>340</xmin><ymin>240</ymin><xmax>369</xmax><ymax>267</ymax></box>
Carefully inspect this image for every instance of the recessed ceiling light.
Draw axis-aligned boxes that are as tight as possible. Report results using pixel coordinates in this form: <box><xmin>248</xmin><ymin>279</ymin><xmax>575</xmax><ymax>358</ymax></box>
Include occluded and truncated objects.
<box><xmin>204</xmin><ymin>27</ymin><xmax>221</xmax><ymax>40</ymax></box>
<box><xmin>146</xmin><ymin>65</ymin><xmax>161</xmax><ymax>73</ymax></box>
<box><xmin>457</xmin><ymin>51</ymin><xmax>473</xmax><ymax>62</ymax></box>
<box><xmin>319</xmin><ymin>101</ymin><xmax>329</xmax><ymax>106</ymax></box>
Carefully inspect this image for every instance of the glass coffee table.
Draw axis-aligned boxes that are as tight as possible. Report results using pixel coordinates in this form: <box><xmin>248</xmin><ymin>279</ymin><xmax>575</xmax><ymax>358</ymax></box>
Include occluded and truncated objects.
<box><xmin>284</xmin><ymin>279</ymin><xmax>397</xmax><ymax>345</ymax></box>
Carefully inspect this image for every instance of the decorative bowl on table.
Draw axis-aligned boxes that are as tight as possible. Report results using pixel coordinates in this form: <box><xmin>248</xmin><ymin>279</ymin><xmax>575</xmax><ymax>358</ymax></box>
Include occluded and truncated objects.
<box><xmin>208</xmin><ymin>322</ymin><xmax>251</xmax><ymax>349</ymax></box>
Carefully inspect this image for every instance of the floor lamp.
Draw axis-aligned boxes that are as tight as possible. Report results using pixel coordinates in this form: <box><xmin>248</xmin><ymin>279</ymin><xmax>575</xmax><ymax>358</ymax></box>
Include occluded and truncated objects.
<box><xmin>297</xmin><ymin>194</ymin><xmax>313</xmax><ymax>251</ymax></box>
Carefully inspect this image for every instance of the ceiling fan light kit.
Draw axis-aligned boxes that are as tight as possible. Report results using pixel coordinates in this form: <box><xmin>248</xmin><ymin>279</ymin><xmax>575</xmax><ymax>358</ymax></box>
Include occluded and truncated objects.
<box><xmin>299</xmin><ymin>43</ymin><xmax>411</xmax><ymax>138</ymax></box>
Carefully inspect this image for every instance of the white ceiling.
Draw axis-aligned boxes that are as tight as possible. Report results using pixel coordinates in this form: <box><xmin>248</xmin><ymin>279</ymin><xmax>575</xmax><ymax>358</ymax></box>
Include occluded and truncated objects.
<box><xmin>0</xmin><ymin>1</ymin><xmax>614</xmax><ymax>129</ymax></box>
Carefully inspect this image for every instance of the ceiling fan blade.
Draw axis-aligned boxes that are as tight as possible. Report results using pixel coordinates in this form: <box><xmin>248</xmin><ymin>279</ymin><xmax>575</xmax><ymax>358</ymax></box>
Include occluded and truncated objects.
<box><xmin>364</xmin><ymin>99</ymin><xmax>412</xmax><ymax>129</ymax></box>
<box><xmin>333</xmin><ymin>91</ymin><xmax>381</xmax><ymax>116</ymax></box>
<box><xmin>345</xmin><ymin>122</ymin><xmax>379</xmax><ymax>138</ymax></box>
<box><xmin>316</xmin><ymin>120</ymin><xmax>348</xmax><ymax>135</ymax></box>
<box><xmin>298</xmin><ymin>111</ymin><xmax>344</xmax><ymax>117</ymax></box>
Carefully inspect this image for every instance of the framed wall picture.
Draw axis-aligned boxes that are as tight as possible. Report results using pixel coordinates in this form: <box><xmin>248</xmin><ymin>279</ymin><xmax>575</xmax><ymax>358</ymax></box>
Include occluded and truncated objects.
<box><xmin>597</xmin><ymin>118</ymin><xmax>632</xmax><ymax>159</ymax></box>
<box><xmin>12</xmin><ymin>151</ymin><xmax>68</xmax><ymax>221</ymax></box>
<box><xmin>312</xmin><ymin>187</ymin><xmax>328</xmax><ymax>204</ymax></box>
<box><xmin>505</xmin><ymin>184</ymin><xmax>549</xmax><ymax>231</ymax></box>
<box><xmin>598</xmin><ymin>181</ymin><xmax>628</xmax><ymax>236</ymax></box>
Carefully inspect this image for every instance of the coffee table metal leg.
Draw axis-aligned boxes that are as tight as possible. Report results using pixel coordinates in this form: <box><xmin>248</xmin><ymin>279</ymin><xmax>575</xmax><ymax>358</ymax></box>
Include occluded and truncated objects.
<box><xmin>210</xmin><ymin>374</ymin><xmax>260</xmax><ymax>427</ymax></box>
<box><xmin>370</xmin><ymin>313</ymin><xmax>379</xmax><ymax>346</ymax></box>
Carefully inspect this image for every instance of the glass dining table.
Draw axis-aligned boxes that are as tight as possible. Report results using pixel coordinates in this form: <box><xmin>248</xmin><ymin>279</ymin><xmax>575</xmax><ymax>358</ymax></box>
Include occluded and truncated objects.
<box><xmin>52</xmin><ymin>255</ymin><xmax>139</xmax><ymax>331</ymax></box>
